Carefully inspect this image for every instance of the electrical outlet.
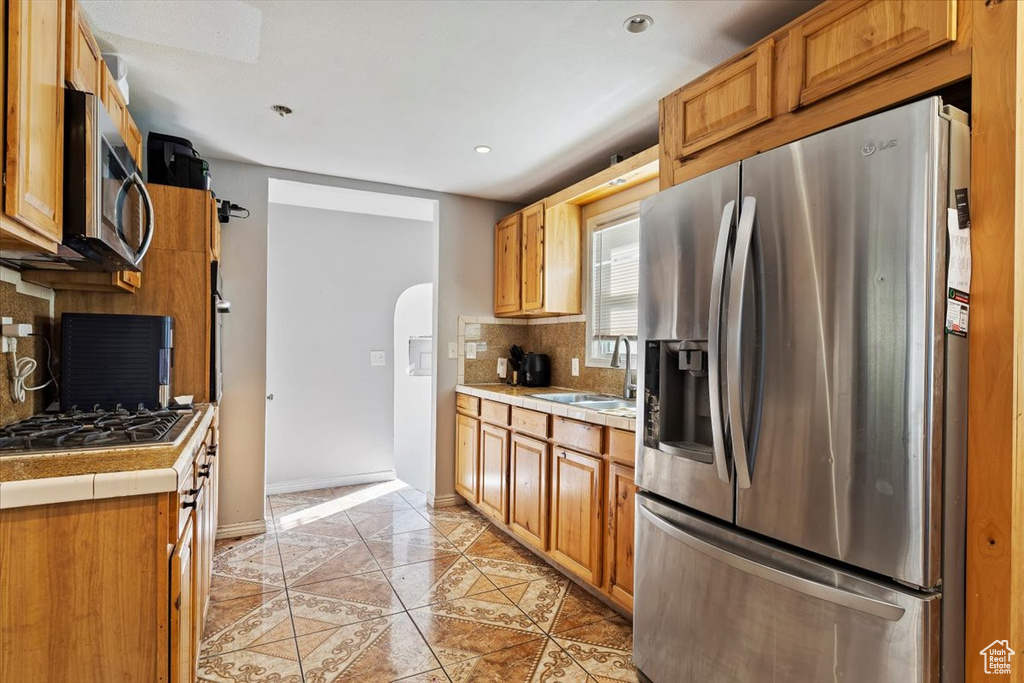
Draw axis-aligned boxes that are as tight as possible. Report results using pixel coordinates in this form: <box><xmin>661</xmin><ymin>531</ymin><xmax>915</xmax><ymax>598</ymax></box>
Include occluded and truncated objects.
<box><xmin>571</xmin><ymin>358</ymin><xmax>580</xmax><ymax>376</ymax></box>
<box><xmin>448</xmin><ymin>342</ymin><xmax>458</xmax><ymax>360</ymax></box>
<box><xmin>465</xmin><ymin>342</ymin><xmax>477</xmax><ymax>359</ymax></box>
<box><xmin>370</xmin><ymin>350</ymin><xmax>386</xmax><ymax>366</ymax></box>
<box><xmin>497</xmin><ymin>358</ymin><xmax>507</xmax><ymax>378</ymax></box>
<box><xmin>1</xmin><ymin>317</ymin><xmax>12</xmax><ymax>353</ymax></box>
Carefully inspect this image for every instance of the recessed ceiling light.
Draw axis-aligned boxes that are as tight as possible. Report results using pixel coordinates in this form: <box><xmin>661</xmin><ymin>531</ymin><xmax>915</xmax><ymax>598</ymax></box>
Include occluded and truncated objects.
<box><xmin>624</xmin><ymin>14</ymin><xmax>653</xmax><ymax>34</ymax></box>
<box><xmin>475</xmin><ymin>145</ymin><xmax>492</xmax><ymax>154</ymax></box>
<box><xmin>271</xmin><ymin>104</ymin><xmax>293</xmax><ymax>117</ymax></box>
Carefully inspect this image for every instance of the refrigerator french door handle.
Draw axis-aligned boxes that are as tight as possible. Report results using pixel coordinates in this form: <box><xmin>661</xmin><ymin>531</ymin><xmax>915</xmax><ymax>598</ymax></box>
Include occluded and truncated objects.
<box><xmin>708</xmin><ymin>200</ymin><xmax>735</xmax><ymax>484</ymax></box>
<box><xmin>728</xmin><ymin>197</ymin><xmax>756</xmax><ymax>489</ymax></box>
<box><xmin>638</xmin><ymin>504</ymin><xmax>907</xmax><ymax>622</ymax></box>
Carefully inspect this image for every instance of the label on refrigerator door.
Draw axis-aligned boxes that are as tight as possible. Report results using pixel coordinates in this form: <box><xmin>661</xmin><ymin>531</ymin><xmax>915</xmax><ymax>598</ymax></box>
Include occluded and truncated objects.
<box><xmin>946</xmin><ymin>288</ymin><xmax>970</xmax><ymax>337</ymax></box>
<box><xmin>946</xmin><ymin>207</ymin><xmax>972</xmax><ymax>337</ymax></box>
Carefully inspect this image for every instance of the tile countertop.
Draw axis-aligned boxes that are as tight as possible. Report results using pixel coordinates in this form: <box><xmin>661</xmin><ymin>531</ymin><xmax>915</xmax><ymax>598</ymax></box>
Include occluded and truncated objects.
<box><xmin>0</xmin><ymin>404</ymin><xmax>216</xmax><ymax>509</ymax></box>
<box><xmin>456</xmin><ymin>384</ymin><xmax>637</xmax><ymax>431</ymax></box>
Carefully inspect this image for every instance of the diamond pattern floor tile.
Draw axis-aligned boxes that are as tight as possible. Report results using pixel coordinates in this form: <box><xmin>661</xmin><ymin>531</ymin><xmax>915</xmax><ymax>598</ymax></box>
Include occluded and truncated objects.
<box><xmin>202</xmin><ymin>483</ymin><xmax>635</xmax><ymax>682</ymax></box>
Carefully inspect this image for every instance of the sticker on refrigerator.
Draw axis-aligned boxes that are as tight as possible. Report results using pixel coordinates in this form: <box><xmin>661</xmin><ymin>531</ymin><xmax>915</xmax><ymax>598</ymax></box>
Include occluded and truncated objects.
<box><xmin>946</xmin><ymin>207</ymin><xmax>971</xmax><ymax>337</ymax></box>
<box><xmin>946</xmin><ymin>288</ymin><xmax>970</xmax><ymax>337</ymax></box>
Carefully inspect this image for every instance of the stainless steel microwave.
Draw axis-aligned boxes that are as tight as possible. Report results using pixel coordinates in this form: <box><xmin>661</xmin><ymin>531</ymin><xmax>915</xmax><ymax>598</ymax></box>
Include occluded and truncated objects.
<box><xmin>1</xmin><ymin>91</ymin><xmax>154</xmax><ymax>272</ymax></box>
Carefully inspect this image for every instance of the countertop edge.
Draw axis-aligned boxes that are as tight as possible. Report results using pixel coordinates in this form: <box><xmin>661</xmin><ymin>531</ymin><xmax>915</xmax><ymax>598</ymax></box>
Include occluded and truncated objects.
<box><xmin>0</xmin><ymin>405</ymin><xmax>217</xmax><ymax>509</ymax></box>
<box><xmin>455</xmin><ymin>384</ymin><xmax>636</xmax><ymax>431</ymax></box>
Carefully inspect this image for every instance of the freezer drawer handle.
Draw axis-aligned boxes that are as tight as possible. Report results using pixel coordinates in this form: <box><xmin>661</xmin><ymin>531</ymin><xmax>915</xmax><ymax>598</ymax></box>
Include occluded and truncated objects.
<box><xmin>727</xmin><ymin>197</ymin><xmax>757</xmax><ymax>489</ymax></box>
<box><xmin>638</xmin><ymin>505</ymin><xmax>906</xmax><ymax>622</ymax></box>
<box><xmin>708</xmin><ymin>200</ymin><xmax>735</xmax><ymax>484</ymax></box>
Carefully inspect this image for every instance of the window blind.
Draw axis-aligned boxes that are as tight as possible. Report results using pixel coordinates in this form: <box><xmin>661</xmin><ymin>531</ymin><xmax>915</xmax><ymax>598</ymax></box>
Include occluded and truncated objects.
<box><xmin>590</xmin><ymin>216</ymin><xmax>640</xmax><ymax>341</ymax></box>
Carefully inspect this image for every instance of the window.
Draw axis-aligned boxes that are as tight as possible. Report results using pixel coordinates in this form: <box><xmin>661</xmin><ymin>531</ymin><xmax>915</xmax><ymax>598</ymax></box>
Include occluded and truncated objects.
<box><xmin>585</xmin><ymin>203</ymin><xmax>640</xmax><ymax>367</ymax></box>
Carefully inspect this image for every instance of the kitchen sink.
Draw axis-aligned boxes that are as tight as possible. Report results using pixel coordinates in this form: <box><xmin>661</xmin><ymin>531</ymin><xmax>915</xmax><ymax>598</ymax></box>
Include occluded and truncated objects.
<box><xmin>530</xmin><ymin>393</ymin><xmax>636</xmax><ymax>412</ymax></box>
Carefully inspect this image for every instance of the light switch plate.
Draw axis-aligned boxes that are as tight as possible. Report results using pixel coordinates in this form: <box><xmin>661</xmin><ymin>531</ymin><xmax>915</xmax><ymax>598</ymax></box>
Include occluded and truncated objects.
<box><xmin>465</xmin><ymin>342</ymin><xmax>477</xmax><ymax>359</ymax></box>
<box><xmin>370</xmin><ymin>350</ymin><xmax>386</xmax><ymax>366</ymax></box>
<box><xmin>497</xmin><ymin>357</ymin><xmax>507</xmax><ymax>378</ymax></box>
<box><xmin>571</xmin><ymin>358</ymin><xmax>580</xmax><ymax>376</ymax></box>
<box><xmin>448</xmin><ymin>342</ymin><xmax>458</xmax><ymax>360</ymax></box>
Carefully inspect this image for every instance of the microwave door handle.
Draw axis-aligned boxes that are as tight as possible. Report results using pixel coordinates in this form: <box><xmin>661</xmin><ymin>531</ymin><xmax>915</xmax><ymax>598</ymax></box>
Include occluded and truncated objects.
<box><xmin>728</xmin><ymin>196</ymin><xmax>756</xmax><ymax>489</ymax></box>
<box><xmin>131</xmin><ymin>172</ymin><xmax>155</xmax><ymax>265</ymax></box>
<box><xmin>708</xmin><ymin>200</ymin><xmax>734</xmax><ymax>484</ymax></box>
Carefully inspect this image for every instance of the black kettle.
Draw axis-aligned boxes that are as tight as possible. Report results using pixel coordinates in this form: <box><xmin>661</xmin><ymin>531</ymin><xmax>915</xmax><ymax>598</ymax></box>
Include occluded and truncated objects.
<box><xmin>521</xmin><ymin>353</ymin><xmax>551</xmax><ymax>387</ymax></box>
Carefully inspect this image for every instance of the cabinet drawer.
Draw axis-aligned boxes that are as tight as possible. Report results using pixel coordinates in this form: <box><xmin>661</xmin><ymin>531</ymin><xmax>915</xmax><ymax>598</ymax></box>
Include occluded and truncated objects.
<box><xmin>607</xmin><ymin>428</ymin><xmax>635</xmax><ymax>466</ymax></box>
<box><xmin>553</xmin><ymin>417</ymin><xmax>603</xmax><ymax>455</ymax></box>
<box><xmin>666</xmin><ymin>40</ymin><xmax>774</xmax><ymax>159</ymax></box>
<box><xmin>511</xmin><ymin>407</ymin><xmax>550</xmax><ymax>439</ymax></box>
<box><xmin>481</xmin><ymin>399</ymin><xmax>511</xmax><ymax>426</ymax></box>
<box><xmin>790</xmin><ymin>0</ymin><xmax>957</xmax><ymax>107</ymax></box>
<box><xmin>456</xmin><ymin>393</ymin><xmax>480</xmax><ymax>416</ymax></box>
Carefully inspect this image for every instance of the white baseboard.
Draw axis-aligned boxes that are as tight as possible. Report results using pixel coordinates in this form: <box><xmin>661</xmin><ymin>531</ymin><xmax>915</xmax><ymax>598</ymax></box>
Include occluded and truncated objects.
<box><xmin>265</xmin><ymin>470</ymin><xmax>396</xmax><ymax>496</ymax></box>
<box><xmin>428</xmin><ymin>492</ymin><xmax>465</xmax><ymax>508</ymax></box>
<box><xmin>216</xmin><ymin>519</ymin><xmax>268</xmax><ymax>539</ymax></box>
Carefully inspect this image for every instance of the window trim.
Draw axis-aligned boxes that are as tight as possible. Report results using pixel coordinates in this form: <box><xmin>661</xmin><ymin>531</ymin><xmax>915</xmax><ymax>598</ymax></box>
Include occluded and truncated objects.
<box><xmin>584</xmin><ymin>201</ymin><xmax>641</xmax><ymax>369</ymax></box>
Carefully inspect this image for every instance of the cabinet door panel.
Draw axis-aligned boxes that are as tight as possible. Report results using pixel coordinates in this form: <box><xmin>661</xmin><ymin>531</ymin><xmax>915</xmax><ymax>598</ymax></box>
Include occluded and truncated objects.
<box><xmin>65</xmin><ymin>0</ymin><xmax>100</xmax><ymax>94</ymax></box>
<box><xmin>170</xmin><ymin>518</ymin><xmax>195</xmax><ymax>683</ymax></box>
<box><xmin>494</xmin><ymin>214</ymin><xmax>522</xmax><ymax>314</ymax></box>
<box><xmin>455</xmin><ymin>413</ymin><xmax>480</xmax><ymax>502</ymax></box>
<box><xmin>792</xmin><ymin>0</ymin><xmax>957</xmax><ymax>106</ymax></box>
<box><xmin>550</xmin><ymin>447</ymin><xmax>602</xmax><ymax>584</ymax></box>
<box><xmin>510</xmin><ymin>433</ymin><xmax>549</xmax><ymax>550</ymax></box>
<box><xmin>666</xmin><ymin>40</ymin><xmax>773</xmax><ymax>159</ymax></box>
<box><xmin>479</xmin><ymin>423</ymin><xmax>509</xmax><ymax>524</ymax></box>
<box><xmin>5</xmin><ymin>0</ymin><xmax>66</xmax><ymax>246</ymax></box>
<box><xmin>521</xmin><ymin>202</ymin><xmax>544</xmax><ymax>311</ymax></box>
<box><xmin>605</xmin><ymin>463</ymin><xmax>635</xmax><ymax>611</ymax></box>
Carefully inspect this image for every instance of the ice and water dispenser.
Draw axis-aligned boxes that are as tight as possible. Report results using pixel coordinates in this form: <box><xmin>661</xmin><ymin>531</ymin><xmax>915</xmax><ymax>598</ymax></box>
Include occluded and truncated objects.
<box><xmin>643</xmin><ymin>340</ymin><xmax>716</xmax><ymax>464</ymax></box>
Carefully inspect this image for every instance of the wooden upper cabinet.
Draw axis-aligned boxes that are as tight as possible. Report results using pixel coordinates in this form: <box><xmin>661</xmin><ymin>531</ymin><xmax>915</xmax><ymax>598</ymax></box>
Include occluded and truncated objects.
<box><xmin>478</xmin><ymin>423</ymin><xmax>510</xmax><ymax>525</ymax></box>
<box><xmin>4</xmin><ymin>0</ymin><xmax>66</xmax><ymax>252</ymax></box>
<box><xmin>509</xmin><ymin>433</ymin><xmax>550</xmax><ymax>551</ymax></box>
<box><xmin>521</xmin><ymin>202</ymin><xmax>544</xmax><ymax>312</ymax></box>
<box><xmin>124</xmin><ymin>113</ymin><xmax>143</xmax><ymax>168</ymax></box>
<box><xmin>791</xmin><ymin>0</ymin><xmax>957</xmax><ymax>107</ymax></box>
<box><xmin>455</xmin><ymin>413</ymin><xmax>480</xmax><ymax>503</ymax></box>
<box><xmin>666</xmin><ymin>39</ymin><xmax>774</xmax><ymax>160</ymax></box>
<box><xmin>100</xmin><ymin>63</ymin><xmax>125</xmax><ymax>131</ymax></box>
<box><xmin>550</xmin><ymin>446</ymin><xmax>603</xmax><ymax>585</ymax></box>
<box><xmin>494</xmin><ymin>213</ymin><xmax>522</xmax><ymax>315</ymax></box>
<box><xmin>65</xmin><ymin>0</ymin><xmax>100</xmax><ymax>94</ymax></box>
<box><xmin>605</xmin><ymin>463</ymin><xmax>635</xmax><ymax>611</ymax></box>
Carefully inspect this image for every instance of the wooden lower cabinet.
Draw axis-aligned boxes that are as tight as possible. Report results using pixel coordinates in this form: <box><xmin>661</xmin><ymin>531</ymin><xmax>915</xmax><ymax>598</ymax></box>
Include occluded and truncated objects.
<box><xmin>478</xmin><ymin>423</ymin><xmax>510</xmax><ymax>524</ymax></box>
<box><xmin>454</xmin><ymin>413</ymin><xmax>480</xmax><ymax>502</ymax></box>
<box><xmin>454</xmin><ymin>397</ymin><xmax>634</xmax><ymax>614</ymax></box>
<box><xmin>171</xmin><ymin>517</ymin><xmax>196</xmax><ymax>683</ymax></box>
<box><xmin>605</xmin><ymin>463</ymin><xmax>635</xmax><ymax>611</ymax></box>
<box><xmin>550</xmin><ymin>446</ymin><xmax>603</xmax><ymax>585</ymax></box>
<box><xmin>509</xmin><ymin>433</ymin><xmax>550</xmax><ymax>550</ymax></box>
<box><xmin>0</xmin><ymin>408</ymin><xmax>219</xmax><ymax>682</ymax></box>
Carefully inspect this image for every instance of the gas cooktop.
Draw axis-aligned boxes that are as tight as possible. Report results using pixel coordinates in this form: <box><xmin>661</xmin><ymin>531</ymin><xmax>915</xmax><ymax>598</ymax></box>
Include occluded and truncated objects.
<box><xmin>0</xmin><ymin>405</ymin><xmax>195</xmax><ymax>455</ymax></box>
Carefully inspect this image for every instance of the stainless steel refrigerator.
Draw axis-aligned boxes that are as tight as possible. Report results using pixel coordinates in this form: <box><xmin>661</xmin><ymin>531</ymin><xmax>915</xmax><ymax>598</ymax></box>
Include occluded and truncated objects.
<box><xmin>633</xmin><ymin>97</ymin><xmax>970</xmax><ymax>683</ymax></box>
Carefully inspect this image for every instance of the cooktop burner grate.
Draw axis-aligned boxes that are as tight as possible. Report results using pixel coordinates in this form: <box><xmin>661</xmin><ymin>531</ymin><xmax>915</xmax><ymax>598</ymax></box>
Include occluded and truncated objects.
<box><xmin>0</xmin><ymin>404</ymin><xmax>193</xmax><ymax>454</ymax></box>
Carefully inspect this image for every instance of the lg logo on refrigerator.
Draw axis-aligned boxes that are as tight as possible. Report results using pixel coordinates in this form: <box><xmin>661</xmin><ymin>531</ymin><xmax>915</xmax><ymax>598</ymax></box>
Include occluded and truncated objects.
<box><xmin>861</xmin><ymin>138</ymin><xmax>899</xmax><ymax>156</ymax></box>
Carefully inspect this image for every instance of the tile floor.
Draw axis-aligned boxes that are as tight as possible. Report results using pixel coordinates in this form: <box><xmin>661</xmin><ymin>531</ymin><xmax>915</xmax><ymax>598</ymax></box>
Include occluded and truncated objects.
<box><xmin>200</xmin><ymin>481</ymin><xmax>638</xmax><ymax>682</ymax></box>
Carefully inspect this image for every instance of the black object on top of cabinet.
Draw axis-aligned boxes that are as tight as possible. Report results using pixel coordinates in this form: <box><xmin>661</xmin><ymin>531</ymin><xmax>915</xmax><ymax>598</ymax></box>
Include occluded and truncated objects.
<box><xmin>147</xmin><ymin>132</ymin><xmax>211</xmax><ymax>190</ymax></box>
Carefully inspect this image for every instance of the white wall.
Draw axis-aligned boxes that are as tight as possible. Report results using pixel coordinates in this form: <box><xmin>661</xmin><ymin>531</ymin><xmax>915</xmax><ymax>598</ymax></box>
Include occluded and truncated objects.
<box><xmin>265</xmin><ymin>204</ymin><xmax>432</xmax><ymax>491</ymax></box>
<box><xmin>207</xmin><ymin>157</ymin><xmax>519</xmax><ymax>525</ymax></box>
<box><xmin>393</xmin><ymin>283</ymin><xmax>433</xmax><ymax>492</ymax></box>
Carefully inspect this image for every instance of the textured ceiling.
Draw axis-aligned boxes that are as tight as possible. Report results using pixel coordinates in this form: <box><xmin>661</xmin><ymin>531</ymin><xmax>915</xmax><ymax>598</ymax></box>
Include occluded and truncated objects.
<box><xmin>81</xmin><ymin>0</ymin><xmax>818</xmax><ymax>203</ymax></box>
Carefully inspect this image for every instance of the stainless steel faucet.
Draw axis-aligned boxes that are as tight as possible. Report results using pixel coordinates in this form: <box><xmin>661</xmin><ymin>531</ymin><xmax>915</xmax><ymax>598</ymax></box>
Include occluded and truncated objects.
<box><xmin>610</xmin><ymin>335</ymin><xmax>636</xmax><ymax>400</ymax></box>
